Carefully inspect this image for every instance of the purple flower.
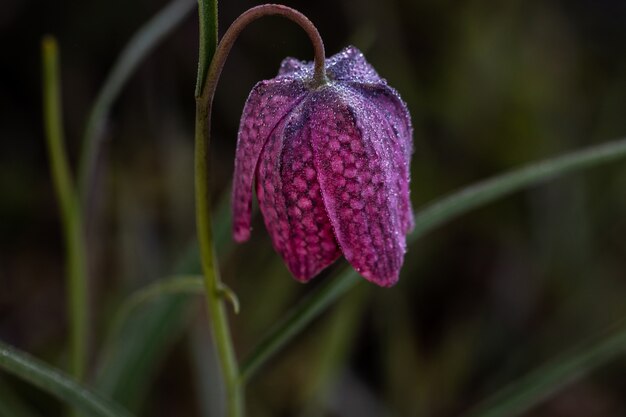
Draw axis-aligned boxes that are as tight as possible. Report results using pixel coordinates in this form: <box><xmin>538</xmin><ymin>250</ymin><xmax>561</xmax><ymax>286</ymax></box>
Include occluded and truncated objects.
<box><xmin>232</xmin><ymin>46</ymin><xmax>413</xmax><ymax>287</ymax></box>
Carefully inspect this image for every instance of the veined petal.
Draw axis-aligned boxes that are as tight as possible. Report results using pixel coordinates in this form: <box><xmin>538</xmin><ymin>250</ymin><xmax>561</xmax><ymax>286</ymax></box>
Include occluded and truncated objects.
<box><xmin>277</xmin><ymin>46</ymin><xmax>383</xmax><ymax>84</ymax></box>
<box><xmin>232</xmin><ymin>80</ymin><xmax>307</xmax><ymax>242</ymax></box>
<box><xmin>347</xmin><ymin>84</ymin><xmax>414</xmax><ymax>233</ymax></box>
<box><xmin>326</xmin><ymin>46</ymin><xmax>382</xmax><ymax>84</ymax></box>
<box><xmin>233</xmin><ymin>45</ymin><xmax>414</xmax><ymax>285</ymax></box>
<box><xmin>278</xmin><ymin>57</ymin><xmax>307</xmax><ymax>77</ymax></box>
<box><xmin>347</xmin><ymin>84</ymin><xmax>413</xmax><ymax>160</ymax></box>
<box><xmin>256</xmin><ymin>101</ymin><xmax>341</xmax><ymax>282</ymax></box>
<box><xmin>309</xmin><ymin>89</ymin><xmax>405</xmax><ymax>286</ymax></box>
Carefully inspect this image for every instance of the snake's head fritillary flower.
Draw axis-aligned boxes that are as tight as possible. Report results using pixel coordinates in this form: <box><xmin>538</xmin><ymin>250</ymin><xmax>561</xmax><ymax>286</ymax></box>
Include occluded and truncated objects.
<box><xmin>232</xmin><ymin>46</ymin><xmax>413</xmax><ymax>287</ymax></box>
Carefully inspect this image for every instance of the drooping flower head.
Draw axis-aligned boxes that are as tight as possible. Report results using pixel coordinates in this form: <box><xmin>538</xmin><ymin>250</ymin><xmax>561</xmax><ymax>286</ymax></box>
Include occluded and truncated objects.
<box><xmin>232</xmin><ymin>46</ymin><xmax>413</xmax><ymax>287</ymax></box>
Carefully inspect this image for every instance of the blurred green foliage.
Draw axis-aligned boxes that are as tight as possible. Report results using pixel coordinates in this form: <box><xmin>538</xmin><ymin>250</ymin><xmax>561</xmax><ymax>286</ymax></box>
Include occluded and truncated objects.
<box><xmin>1</xmin><ymin>0</ymin><xmax>625</xmax><ymax>416</ymax></box>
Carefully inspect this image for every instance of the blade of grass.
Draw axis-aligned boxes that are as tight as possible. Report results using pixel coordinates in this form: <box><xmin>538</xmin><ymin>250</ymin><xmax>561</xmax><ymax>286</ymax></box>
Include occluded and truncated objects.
<box><xmin>300</xmin><ymin>285</ymin><xmax>369</xmax><ymax>417</ymax></box>
<box><xmin>241</xmin><ymin>137</ymin><xmax>626</xmax><ymax>382</ymax></box>
<box><xmin>0</xmin><ymin>340</ymin><xmax>132</xmax><ymax>417</ymax></box>
<box><xmin>99</xmin><ymin>275</ymin><xmax>204</xmax><ymax>394</ymax></box>
<box><xmin>94</xmin><ymin>242</ymin><xmax>201</xmax><ymax>412</ymax></box>
<box><xmin>78</xmin><ymin>0</ymin><xmax>206</xmax><ymax>410</ymax></box>
<box><xmin>95</xmin><ymin>295</ymin><xmax>195</xmax><ymax>412</ymax></box>
<box><xmin>78</xmin><ymin>0</ymin><xmax>196</xmax><ymax>199</ymax></box>
<box><xmin>94</xmin><ymin>192</ymin><xmax>230</xmax><ymax>412</ymax></box>
<box><xmin>463</xmin><ymin>319</ymin><xmax>626</xmax><ymax>417</ymax></box>
<box><xmin>41</xmin><ymin>35</ymin><xmax>88</xmax><ymax>381</ymax></box>
<box><xmin>109</xmin><ymin>275</ymin><xmax>205</xmax><ymax>339</ymax></box>
<box><xmin>410</xmin><ymin>137</ymin><xmax>626</xmax><ymax>239</ymax></box>
<box><xmin>240</xmin><ymin>268</ymin><xmax>360</xmax><ymax>382</ymax></box>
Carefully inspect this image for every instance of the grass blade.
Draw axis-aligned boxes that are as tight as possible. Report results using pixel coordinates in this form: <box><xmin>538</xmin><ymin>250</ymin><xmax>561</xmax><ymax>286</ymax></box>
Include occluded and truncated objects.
<box><xmin>78</xmin><ymin>0</ymin><xmax>196</xmax><ymax>198</ymax></box>
<box><xmin>411</xmin><ymin>137</ymin><xmax>626</xmax><ymax>239</ymax></box>
<box><xmin>94</xmin><ymin>193</ymin><xmax>230</xmax><ymax>412</ymax></box>
<box><xmin>240</xmin><ymin>269</ymin><xmax>360</xmax><ymax>382</ymax></box>
<box><xmin>0</xmin><ymin>340</ymin><xmax>132</xmax><ymax>417</ymax></box>
<box><xmin>463</xmin><ymin>320</ymin><xmax>626</xmax><ymax>417</ymax></box>
<box><xmin>241</xmin><ymin>137</ymin><xmax>626</xmax><ymax>382</ymax></box>
<box><xmin>109</xmin><ymin>275</ymin><xmax>205</xmax><ymax>339</ymax></box>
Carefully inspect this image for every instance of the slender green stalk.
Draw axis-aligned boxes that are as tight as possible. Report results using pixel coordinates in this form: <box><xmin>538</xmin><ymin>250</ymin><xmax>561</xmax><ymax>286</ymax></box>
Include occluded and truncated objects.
<box><xmin>197</xmin><ymin>4</ymin><xmax>327</xmax><ymax>100</ymax></box>
<box><xmin>40</xmin><ymin>0</ymin><xmax>195</xmax><ymax>387</ymax></box>
<box><xmin>0</xmin><ymin>341</ymin><xmax>132</xmax><ymax>417</ymax></box>
<box><xmin>195</xmin><ymin>0</ymin><xmax>218</xmax><ymax>97</ymax></box>
<box><xmin>195</xmin><ymin>0</ymin><xmax>243</xmax><ymax>414</ymax></box>
<box><xmin>41</xmin><ymin>36</ymin><xmax>88</xmax><ymax>381</ymax></box>
<box><xmin>93</xmin><ymin>191</ymin><xmax>231</xmax><ymax>412</ymax></box>
<box><xmin>194</xmin><ymin>4</ymin><xmax>327</xmax><ymax>415</ymax></box>
<box><xmin>195</xmin><ymin>98</ymin><xmax>243</xmax><ymax>417</ymax></box>
<box><xmin>78</xmin><ymin>0</ymin><xmax>196</xmax><ymax>200</ymax></box>
<box><xmin>242</xmin><ymin>137</ymin><xmax>626</xmax><ymax>382</ymax></box>
<box><xmin>464</xmin><ymin>319</ymin><xmax>626</xmax><ymax>417</ymax></box>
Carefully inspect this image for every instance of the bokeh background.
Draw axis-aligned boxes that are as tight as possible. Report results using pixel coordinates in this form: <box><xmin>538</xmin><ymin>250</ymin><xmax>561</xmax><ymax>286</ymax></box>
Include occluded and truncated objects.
<box><xmin>1</xmin><ymin>0</ymin><xmax>626</xmax><ymax>416</ymax></box>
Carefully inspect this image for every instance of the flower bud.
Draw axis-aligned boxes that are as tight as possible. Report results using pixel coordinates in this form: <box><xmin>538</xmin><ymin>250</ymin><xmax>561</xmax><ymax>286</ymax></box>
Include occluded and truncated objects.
<box><xmin>233</xmin><ymin>46</ymin><xmax>413</xmax><ymax>287</ymax></box>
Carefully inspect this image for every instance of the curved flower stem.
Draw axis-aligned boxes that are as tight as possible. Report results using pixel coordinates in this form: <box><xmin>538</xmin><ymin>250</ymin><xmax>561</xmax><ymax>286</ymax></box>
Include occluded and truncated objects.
<box><xmin>41</xmin><ymin>36</ymin><xmax>88</xmax><ymax>381</ymax></box>
<box><xmin>194</xmin><ymin>4</ymin><xmax>327</xmax><ymax>415</ymax></box>
<box><xmin>197</xmin><ymin>3</ymin><xmax>327</xmax><ymax>101</ymax></box>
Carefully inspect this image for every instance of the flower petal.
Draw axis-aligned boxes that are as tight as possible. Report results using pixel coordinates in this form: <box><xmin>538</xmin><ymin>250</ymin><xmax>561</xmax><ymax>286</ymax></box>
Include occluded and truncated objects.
<box><xmin>277</xmin><ymin>46</ymin><xmax>382</xmax><ymax>84</ymax></box>
<box><xmin>232</xmin><ymin>80</ymin><xmax>307</xmax><ymax>242</ymax></box>
<box><xmin>278</xmin><ymin>57</ymin><xmax>307</xmax><ymax>77</ymax></box>
<box><xmin>347</xmin><ymin>84</ymin><xmax>414</xmax><ymax>233</ymax></box>
<box><xmin>326</xmin><ymin>46</ymin><xmax>382</xmax><ymax>84</ymax></box>
<box><xmin>348</xmin><ymin>84</ymin><xmax>413</xmax><ymax>159</ymax></box>
<box><xmin>256</xmin><ymin>101</ymin><xmax>342</xmax><ymax>281</ymax></box>
<box><xmin>309</xmin><ymin>89</ymin><xmax>406</xmax><ymax>286</ymax></box>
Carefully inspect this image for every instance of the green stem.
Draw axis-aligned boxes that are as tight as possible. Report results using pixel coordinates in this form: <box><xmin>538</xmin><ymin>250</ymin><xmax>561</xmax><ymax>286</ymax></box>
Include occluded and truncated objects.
<box><xmin>241</xmin><ymin>137</ymin><xmax>626</xmax><ymax>382</ymax></box>
<box><xmin>41</xmin><ymin>36</ymin><xmax>88</xmax><ymax>381</ymax></box>
<box><xmin>0</xmin><ymin>340</ymin><xmax>132</xmax><ymax>417</ymax></box>
<box><xmin>195</xmin><ymin>99</ymin><xmax>243</xmax><ymax>417</ymax></box>
<box><xmin>41</xmin><ymin>0</ymin><xmax>195</xmax><ymax>386</ymax></box>
<box><xmin>196</xmin><ymin>4</ymin><xmax>326</xmax><ymax>100</ymax></box>
<box><xmin>78</xmin><ymin>0</ymin><xmax>196</xmax><ymax>201</ymax></box>
<box><xmin>194</xmin><ymin>4</ymin><xmax>327</xmax><ymax>415</ymax></box>
<box><xmin>195</xmin><ymin>0</ymin><xmax>242</xmax><ymax>413</ymax></box>
<box><xmin>195</xmin><ymin>0</ymin><xmax>218</xmax><ymax>97</ymax></box>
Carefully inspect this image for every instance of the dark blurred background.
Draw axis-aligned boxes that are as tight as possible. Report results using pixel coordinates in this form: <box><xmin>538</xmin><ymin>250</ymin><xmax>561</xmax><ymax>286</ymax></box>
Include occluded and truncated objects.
<box><xmin>1</xmin><ymin>0</ymin><xmax>626</xmax><ymax>416</ymax></box>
